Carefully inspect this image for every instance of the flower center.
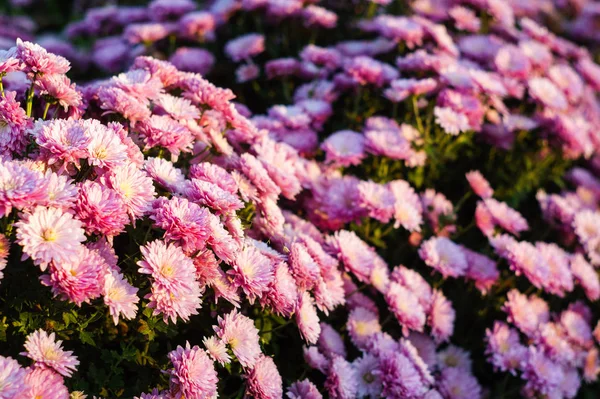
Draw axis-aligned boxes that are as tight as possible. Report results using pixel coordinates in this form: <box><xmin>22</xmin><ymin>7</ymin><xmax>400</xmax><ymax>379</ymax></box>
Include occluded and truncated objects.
<box><xmin>41</xmin><ymin>228</ymin><xmax>57</xmax><ymax>242</ymax></box>
<box><xmin>363</xmin><ymin>372</ymin><xmax>375</xmax><ymax>384</ymax></box>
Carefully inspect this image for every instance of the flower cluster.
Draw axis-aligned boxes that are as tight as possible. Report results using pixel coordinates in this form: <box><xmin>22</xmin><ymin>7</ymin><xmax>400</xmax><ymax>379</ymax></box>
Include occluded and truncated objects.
<box><xmin>0</xmin><ymin>0</ymin><xmax>599</xmax><ymax>397</ymax></box>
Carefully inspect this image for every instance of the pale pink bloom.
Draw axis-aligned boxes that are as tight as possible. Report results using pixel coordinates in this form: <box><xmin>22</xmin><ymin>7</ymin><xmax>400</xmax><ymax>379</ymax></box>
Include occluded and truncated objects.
<box><xmin>449</xmin><ymin>6</ymin><xmax>480</xmax><ymax>32</ymax></box>
<box><xmin>229</xmin><ymin>243</ymin><xmax>274</xmax><ymax>303</ymax></box>
<box><xmin>485</xmin><ymin>321</ymin><xmax>527</xmax><ymax>374</ymax></box>
<box><xmin>124</xmin><ymin>22</ymin><xmax>173</xmax><ymax>44</ymax></box>
<box><xmin>86</xmin><ymin>120</ymin><xmax>128</xmax><ymax>170</ymax></box>
<box><xmin>385</xmin><ymin>282</ymin><xmax>426</xmax><ymax>335</ymax></box>
<box><xmin>236</xmin><ymin>63</ymin><xmax>260</xmax><ymax>83</ymax></box>
<box><xmin>143</xmin><ymin>157</ymin><xmax>185</xmax><ymax>192</ymax></box>
<box><xmin>418</xmin><ymin>237</ymin><xmax>468</xmax><ymax>278</ymax></box>
<box><xmin>465</xmin><ymin>170</ymin><xmax>494</xmax><ymax>199</ymax></box>
<box><xmin>15</xmin><ymin>206</ymin><xmax>85</xmax><ymax>269</ymax></box>
<box><xmin>214</xmin><ymin>309</ymin><xmax>262</xmax><ymax>368</ymax></box>
<box><xmin>103</xmin><ymin>270</ymin><xmax>139</xmax><ymax>325</ymax></box>
<box><xmin>528</xmin><ymin>77</ymin><xmax>568</xmax><ymax>111</ymax></box>
<box><xmin>571</xmin><ymin>254</ymin><xmax>600</xmax><ymax>301</ymax></box>
<box><xmin>138</xmin><ymin>239</ymin><xmax>197</xmax><ymax>291</ymax></box>
<box><xmin>74</xmin><ymin>181</ymin><xmax>128</xmax><ymax>237</ymax></box>
<box><xmin>167</xmin><ymin>343</ymin><xmax>218</xmax><ymax>399</ymax></box>
<box><xmin>203</xmin><ymin>336</ymin><xmax>231</xmax><ymax>365</ymax></box>
<box><xmin>145</xmin><ymin>279</ymin><xmax>202</xmax><ymax>324</ymax></box>
<box><xmin>434</xmin><ymin>106</ymin><xmax>470</xmax><ymax>135</ymax></box>
<box><xmin>16</xmin><ymin>38</ymin><xmax>70</xmax><ymax>75</ymax></box>
<box><xmin>41</xmin><ymin>171</ymin><xmax>77</xmax><ymax>210</ymax></box>
<box><xmin>503</xmin><ymin>289</ymin><xmax>549</xmax><ymax>337</ymax></box>
<box><xmin>21</xmin><ymin>329</ymin><xmax>79</xmax><ymax>377</ymax></box>
<box><xmin>0</xmin><ymin>160</ymin><xmax>48</xmax><ymax>217</ymax></box>
<box><xmin>35</xmin><ymin>74</ymin><xmax>82</xmax><ymax>110</ymax></box>
<box><xmin>105</xmin><ymin>163</ymin><xmax>156</xmax><ymax>219</ymax></box>
<box><xmin>389</xmin><ymin>179</ymin><xmax>423</xmax><ymax>231</ymax></box>
<box><xmin>33</xmin><ymin>119</ymin><xmax>89</xmax><ymax>168</ymax></box>
<box><xmin>428</xmin><ymin>289</ymin><xmax>455</xmax><ymax>343</ymax></box>
<box><xmin>296</xmin><ymin>291</ymin><xmax>321</xmax><ymax>344</ymax></box>
<box><xmin>246</xmin><ymin>355</ymin><xmax>283</xmax><ymax>399</ymax></box>
<box><xmin>21</xmin><ymin>367</ymin><xmax>69</xmax><ymax>399</ymax></box>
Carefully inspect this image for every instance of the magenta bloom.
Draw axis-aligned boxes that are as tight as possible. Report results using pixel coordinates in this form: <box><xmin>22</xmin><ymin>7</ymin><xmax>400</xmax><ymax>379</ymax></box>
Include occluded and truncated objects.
<box><xmin>246</xmin><ymin>355</ymin><xmax>283</xmax><ymax>399</ymax></box>
<box><xmin>137</xmin><ymin>115</ymin><xmax>194</xmax><ymax>159</ymax></box>
<box><xmin>287</xmin><ymin>379</ymin><xmax>322</xmax><ymax>399</ymax></box>
<box><xmin>325</xmin><ymin>356</ymin><xmax>358</xmax><ymax>399</ymax></box>
<box><xmin>214</xmin><ymin>310</ymin><xmax>261</xmax><ymax>368</ymax></box>
<box><xmin>0</xmin><ymin>91</ymin><xmax>30</xmax><ymax>156</ymax></box>
<box><xmin>262</xmin><ymin>262</ymin><xmax>298</xmax><ymax>317</ymax></box>
<box><xmin>15</xmin><ymin>206</ymin><xmax>85</xmax><ymax>269</ymax></box>
<box><xmin>376</xmin><ymin>351</ymin><xmax>429</xmax><ymax>398</ymax></box>
<box><xmin>151</xmin><ymin>196</ymin><xmax>212</xmax><ymax>254</ymax></box>
<box><xmin>21</xmin><ymin>329</ymin><xmax>79</xmax><ymax>377</ymax></box>
<box><xmin>167</xmin><ymin>343</ymin><xmax>218</xmax><ymax>399</ymax></box>
<box><xmin>33</xmin><ymin>119</ymin><xmax>90</xmax><ymax>168</ymax></box>
<box><xmin>75</xmin><ymin>181</ymin><xmax>128</xmax><ymax>236</ymax></box>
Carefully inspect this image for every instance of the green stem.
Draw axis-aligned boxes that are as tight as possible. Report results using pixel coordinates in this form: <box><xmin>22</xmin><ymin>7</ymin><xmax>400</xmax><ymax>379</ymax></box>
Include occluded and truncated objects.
<box><xmin>26</xmin><ymin>80</ymin><xmax>36</xmax><ymax>117</ymax></box>
<box><xmin>0</xmin><ymin>78</ymin><xmax>4</xmax><ymax>98</ymax></box>
<box><xmin>42</xmin><ymin>102</ymin><xmax>51</xmax><ymax>120</ymax></box>
<box><xmin>412</xmin><ymin>95</ymin><xmax>424</xmax><ymax>133</ymax></box>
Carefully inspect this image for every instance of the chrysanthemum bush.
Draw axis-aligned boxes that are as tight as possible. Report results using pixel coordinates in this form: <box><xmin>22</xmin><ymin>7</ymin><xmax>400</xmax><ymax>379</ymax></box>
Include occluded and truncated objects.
<box><xmin>1</xmin><ymin>0</ymin><xmax>600</xmax><ymax>398</ymax></box>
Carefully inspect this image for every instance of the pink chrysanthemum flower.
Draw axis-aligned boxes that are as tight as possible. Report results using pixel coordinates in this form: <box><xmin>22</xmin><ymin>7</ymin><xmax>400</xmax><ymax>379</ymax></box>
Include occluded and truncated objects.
<box><xmin>428</xmin><ymin>289</ymin><xmax>455</xmax><ymax>343</ymax></box>
<box><xmin>0</xmin><ymin>161</ymin><xmax>48</xmax><ymax>217</ymax></box>
<box><xmin>418</xmin><ymin>237</ymin><xmax>468</xmax><ymax>278</ymax></box>
<box><xmin>449</xmin><ymin>6</ymin><xmax>481</xmax><ymax>32</ymax></box>
<box><xmin>112</xmin><ymin>69</ymin><xmax>163</xmax><ymax>101</ymax></box>
<box><xmin>143</xmin><ymin>157</ymin><xmax>185</xmax><ymax>192</ymax></box>
<box><xmin>389</xmin><ymin>179</ymin><xmax>423</xmax><ymax>231</ymax></box>
<box><xmin>15</xmin><ymin>206</ymin><xmax>85</xmax><ymax>269</ymax></box>
<box><xmin>42</xmin><ymin>171</ymin><xmax>77</xmax><ymax>210</ymax></box>
<box><xmin>522</xmin><ymin>347</ymin><xmax>564</xmax><ymax>397</ymax></box>
<box><xmin>21</xmin><ymin>329</ymin><xmax>79</xmax><ymax>377</ymax></box>
<box><xmin>571</xmin><ymin>254</ymin><xmax>600</xmax><ymax>301</ymax></box>
<box><xmin>151</xmin><ymin>196</ymin><xmax>212</xmax><ymax>254</ymax></box>
<box><xmin>105</xmin><ymin>163</ymin><xmax>156</xmax><ymax>219</ymax></box>
<box><xmin>437</xmin><ymin>367</ymin><xmax>481</xmax><ymax>399</ymax></box>
<box><xmin>353</xmin><ymin>354</ymin><xmax>382</xmax><ymax>399</ymax></box>
<box><xmin>288</xmin><ymin>242</ymin><xmax>320</xmax><ymax>291</ymax></box>
<box><xmin>485</xmin><ymin>321</ymin><xmax>527</xmax><ymax>374</ymax></box>
<box><xmin>229</xmin><ymin>243</ymin><xmax>274</xmax><ymax>303</ymax></box>
<box><xmin>528</xmin><ymin>77</ymin><xmax>568</xmax><ymax>111</ymax></box>
<box><xmin>184</xmin><ymin>179</ymin><xmax>244</xmax><ymax>214</ymax></box>
<box><xmin>35</xmin><ymin>74</ymin><xmax>82</xmax><ymax>110</ymax></box>
<box><xmin>33</xmin><ymin>119</ymin><xmax>90</xmax><ymax>168</ymax></box>
<box><xmin>167</xmin><ymin>343</ymin><xmax>218</xmax><ymax>399</ymax></box>
<box><xmin>74</xmin><ymin>181</ymin><xmax>128</xmax><ymax>237</ymax></box>
<box><xmin>97</xmin><ymin>87</ymin><xmax>151</xmax><ymax>125</ymax></box>
<box><xmin>504</xmin><ymin>240</ymin><xmax>550</xmax><ymax>289</ymax></box>
<box><xmin>329</xmin><ymin>230</ymin><xmax>384</xmax><ymax>283</ymax></box>
<box><xmin>214</xmin><ymin>310</ymin><xmax>261</xmax><ymax>368</ymax></box>
<box><xmin>434</xmin><ymin>106</ymin><xmax>470</xmax><ymax>135</ymax></box>
<box><xmin>406</xmin><ymin>333</ymin><xmax>437</xmax><ymax>370</ymax></box>
<box><xmin>203</xmin><ymin>336</ymin><xmax>231</xmax><ymax>365</ymax></box>
<box><xmin>325</xmin><ymin>356</ymin><xmax>358</xmax><ymax>399</ymax></box>
<box><xmin>0</xmin><ymin>355</ymin><xmax>26</xmax><ymax>398</ymax></box>
<box><xmin>357</xmin><ymin>181</ymin><xmax>395</xmax><ymax>223</ymax></box>
<box><xmin>463</xmin><ymin>248</ymin><xmax>499</xmax><ymax>294</ymax></box>
<box><xmin>295</xmin><ymin>290</ymin><xmax>321</xmax><ymax>344</ymax></box>
<box><xmin>503</xmin><ymin>289</ymin><xmax>549</xmax><ymax>337</ymax></box>
<box><xmin>0</xmin><ymin>91</ymin><xmax>30</xmax><ymax>156</ymax></box>
<box><xmin>86</xmin><ymin>120</ymin><xmax>128</xmax><ymax>170</ymax></box>
<box><xmin>146</xmin><ymin>280</ymin><xmax>202</xmax><ymax>324</ymax></box>
<box><xmin>560</xmin><ymin>309</ymin><xmax>593</xmax><ymax>348</ymax></box>
<box><xmin>137</xmin><ymin>115</ymin><xmax>194</xmax><ymax>159</ymax></box>
<box><xmin>287</xmin><ymin>379</ymin><xmax>323</xmax><ymax>399</ymax></box>
<box><xmin>477</xmin><ymin>198</ymin><xmax>529</xmax><ymax>237</ymax></box>
<box><xmin>385</xmin><ymin>282</ymin><xmax>426</xmax><ymax>335</ymax></box>
<box><xmin>465</xmin><ymin>170</ymin><xmax>494</xmax><ymax>199</ymax></box>
<box><xmin>103</xmin><ymin>270</ymin><xmax>139</xmax><ymax>325</ymax></box>
<box><xmin>138</xmin><ymin>239</ymin><xmax>197</xmax><ymax>291</ymax></box>
<box><xmin>321</xmin><ymin>130</ymin><xmax>366</xmax><ymax>167</ymax></box>
<box><xmin>246</xmin><ymin>355</ymin><xmax>283</xmax><ymax>399</ymax></box>
<box><xmin>41</xmin><ymin>246</ymin><xmax>104</xmax><ymax>305</ymax></box>
<box><xmin>21</xmin><ymin>367</ymin><xmax>69</xmax><ymax>399</ymax></box>
<box><xmin>16</xmin><ymin>38</ymin><xmax>70</xmax><ymax>75</ymax></box>
<box><xmin>262</xmin><ymin>261</ymin><xmax>298</xmax><ymax>317</ymax></box>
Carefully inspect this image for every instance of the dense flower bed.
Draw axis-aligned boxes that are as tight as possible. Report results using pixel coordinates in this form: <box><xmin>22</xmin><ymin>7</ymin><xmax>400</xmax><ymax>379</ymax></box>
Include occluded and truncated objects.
<box><xmin>0</xmin><ymin>0</ymin><xmax>600</xmax><ymax>398</ymax></box>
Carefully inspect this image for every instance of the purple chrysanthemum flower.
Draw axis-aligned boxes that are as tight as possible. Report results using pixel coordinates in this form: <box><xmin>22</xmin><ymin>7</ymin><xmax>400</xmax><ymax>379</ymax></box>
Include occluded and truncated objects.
<box><xmin>287</xmin><ymin>379</ymin><xmax>322</xmax><ymax>399</ymax></box>
<box><xmin>325</xmin><ymin>356</ymin><xmax>358</xmax><ymax>399</ymax></box>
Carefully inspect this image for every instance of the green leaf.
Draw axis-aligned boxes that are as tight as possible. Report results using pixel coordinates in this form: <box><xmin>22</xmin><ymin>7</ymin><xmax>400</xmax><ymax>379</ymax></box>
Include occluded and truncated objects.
<box><xmin>79</xmin><ymin>330</ymin><xmax>96</xmax><ymax>347</ymax></box>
